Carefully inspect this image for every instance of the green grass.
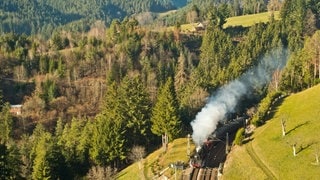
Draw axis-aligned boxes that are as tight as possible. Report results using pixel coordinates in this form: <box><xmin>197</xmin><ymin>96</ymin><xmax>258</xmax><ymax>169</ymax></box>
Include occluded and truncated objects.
<box><xmin>223</xmin><ymin>11</ymin><xmax>280</xmax><ymax>28</ymax></box>
<box><xmin>116</xmin><ymin>138</ymin><xmax>195</xmax><ymax>180</ymax></box>
<box><xmin>162</xmin><ymin>11</ymin><xmax>280</xmax><ymax>34</ymax></box>
<box><xmin>222</xmin><ymin>146</ymin><xmax>267</xmax><ymax>180</ymax></box>
<box><xmin>156</xmin><ymin>10</ymin><xmax>178</xmax><ymax>18</ymax></box>
<box><xmin>223</xmin><ymin>84</ymin><xmax>320</xmax><ymax>179</ymax></box>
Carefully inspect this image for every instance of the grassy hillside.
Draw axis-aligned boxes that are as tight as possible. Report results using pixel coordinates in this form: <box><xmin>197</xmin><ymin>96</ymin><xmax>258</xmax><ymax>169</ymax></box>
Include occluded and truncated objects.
<box><xmin>223</xmin><ymin>11</ymin><xmax>280</xmax><ymax>28</ymax></box>
<box><xmin>223</xmin><ymin>84</ymin><xmax>320</xmax><ymax>179</ymax></box>
<box><xmin>116</xmin><ymin>138</ymin><xmax>195</xmax><ymax>179</ymax></box>
<box><xmin>166</xmin><ymin>11</ymin><xmax>281</xmax><ymax>33</ymax></box>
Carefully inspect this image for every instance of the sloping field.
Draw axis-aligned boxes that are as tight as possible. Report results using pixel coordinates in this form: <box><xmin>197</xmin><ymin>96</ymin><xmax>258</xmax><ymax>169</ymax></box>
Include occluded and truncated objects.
<box><xmin>163</xmin><ymin>11</ymin><xmax>280</xmax><ymax>33</ymax></box>
<box><xmin>223</xmin><ymin>11</ymin><xmax>280</xmax><ymax>28</ymax></box>
<box><xmin>223</xmin><ymin>84</ymin><xmax>320</xmax><ymax>179</ymax></box>
<box><xmin>116</xmin><ymin>138</ymin><xmax>195</xmax><ymax>180</ymax></box>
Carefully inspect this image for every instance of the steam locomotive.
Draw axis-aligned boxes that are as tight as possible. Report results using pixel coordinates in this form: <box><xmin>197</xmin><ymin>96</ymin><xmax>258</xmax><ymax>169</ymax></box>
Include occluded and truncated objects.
<box><xmin>190</xmin><ymin>116</ymin><xmax>247</xmax><ymax>168</ymax></box>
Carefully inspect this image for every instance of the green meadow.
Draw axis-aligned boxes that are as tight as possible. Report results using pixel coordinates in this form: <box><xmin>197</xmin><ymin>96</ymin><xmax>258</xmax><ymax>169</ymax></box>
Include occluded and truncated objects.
<box><xmin>223</xmin><ymin>11</ymin><xmax>280</xmax><ymax>28</ymax></box>
<box><xmin>116</xmin><ymin>138</ymin><xmax>195</xmax><ymax>179</ymax></box>
<box><xmin>223</xmin><ymin>84</ymin><xmax>320</xmax><ymax>179</ymax></box>
<box><xmin>170</xmin><ymin>11</ymin><xmax>281</xmax><ymax>33</ymax></box>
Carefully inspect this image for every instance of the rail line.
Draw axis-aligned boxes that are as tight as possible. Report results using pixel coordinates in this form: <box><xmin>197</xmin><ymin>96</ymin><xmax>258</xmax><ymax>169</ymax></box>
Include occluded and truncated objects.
<box><xmin>190</xmin><ymin>167</ymin><xmax>218</xmax><ymax>180</ymax></box>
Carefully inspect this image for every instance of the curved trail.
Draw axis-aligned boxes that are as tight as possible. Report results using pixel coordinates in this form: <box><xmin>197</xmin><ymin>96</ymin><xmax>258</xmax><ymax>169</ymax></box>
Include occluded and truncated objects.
<box><xmin>246</xmin><ymin>142</ymin><xmax>277</xmax><ymax>179</ymax></box>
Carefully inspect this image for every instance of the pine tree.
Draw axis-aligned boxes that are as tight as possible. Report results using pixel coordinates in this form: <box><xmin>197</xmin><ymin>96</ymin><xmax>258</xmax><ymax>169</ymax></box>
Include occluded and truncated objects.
<box><xmin>58</xmin><ymin>117</ymin><xmax>90</xmax><ymax>176</ymax></box>
<box><xmin>151</xmin><ymin>77</ymin><xmax>182</xmax><ymax>142</ymax></box>
<box><xmin>197</xmin><ymin>28</ymin><xmax>233</xmax><ymax>89</ymax></box>
<box><xmin>0</xmin><ymin>103</ymin><xmax>12</xmax><ymax>144</ymax></box>
<box><xmin>0</xmin><ymin>90</ymin><xmax>3</xmax><ymax>110</ymax></box>
<box><xmin>32</xmin><ymin>131</ymin><xmax>68</xmax><ymax>179</ymax></box>
<box><xmin>0</xmin><ymin>143</ymin><xmax>10</xmax><ymax>179</ymax></box>
<box><xmin>0</xmin><ymin>142</ymin><xmax>22</xmax><ymax>179</ymax></box>
<box><xmin>90</xmin><ymin>114</ymin><xmax>126</xmax><ymax>167</ymax></box>
<box><xmin>281</xmin><ymin>0</ymin><xmax>307</xmax><ymax>51</ymax></box>
<box><xmin>120</xmin><ymin>74</ymin><xmax>152</xmax><ymax>146</ymax></box>
<box><xmin>174</xmin><ymin>51</ymin><xmax>189</xmax><ymax>93</ymax></box>
<box><xmin>90</xmin><ymin>82</ymin><xmax>126</xmax><ymax>167</ymax></box>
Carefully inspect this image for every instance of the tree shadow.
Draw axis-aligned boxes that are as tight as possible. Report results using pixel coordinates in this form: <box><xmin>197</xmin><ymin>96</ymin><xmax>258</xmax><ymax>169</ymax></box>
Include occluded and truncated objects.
<box><xmin>286</xmin><ymin>121</ymin><xmax>310</xmax><ymax>135</ymax></box>
<box><xmin>242</xmin><ymin>137</ymin><xmax>254</xmax><ymax>145</ymax></box>
<box><xmin>297</xmin><ymin>142</ymin><xmax>315</xmax><ymax>155</ymax></box>
<box><xmin>265</xmin><ymin>95</ymin><xmax>287</xmax><ymax>121</ymax></box>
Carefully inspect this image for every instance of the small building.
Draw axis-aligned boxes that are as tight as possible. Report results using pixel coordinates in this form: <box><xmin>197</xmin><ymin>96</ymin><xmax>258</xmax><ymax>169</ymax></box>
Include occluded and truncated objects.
<box><xmin>194</xmin><ymin>22</ymin><xmax>205</xmax><ymax>32</ymax></box>
<box><xmin>10</xmin><ymin>104</ymin><xmax>22</xmax><ymax>115</ymax></box>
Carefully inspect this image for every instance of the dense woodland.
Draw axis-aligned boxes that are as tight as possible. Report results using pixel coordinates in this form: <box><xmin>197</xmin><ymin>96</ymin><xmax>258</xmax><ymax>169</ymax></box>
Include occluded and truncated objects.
<box><xmin>0</xmin><ymin>0</ymin><xmax>290</xmax><ymax>37</ymax></box>
<box><xmin>1</xmin><ymin>0</ymin><xmax>320</xmax><ymax>179</ymax></box>
<box><xmin>0</xmin><ymin>0</ymin><xmax>181</xmax><ymax>37</ymax></box>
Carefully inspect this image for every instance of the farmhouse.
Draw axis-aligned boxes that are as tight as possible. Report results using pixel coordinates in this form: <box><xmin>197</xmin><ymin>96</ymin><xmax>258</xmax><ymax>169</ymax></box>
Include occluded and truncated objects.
<box><xmin>193</xmin><ymin>22</ymin><xmax>205</xmax><ymax>32</ymax></box>
<box><xmin>10</xmin><ymin>104</ymin><xmax>22</xmax><ymax>115</ymax></box>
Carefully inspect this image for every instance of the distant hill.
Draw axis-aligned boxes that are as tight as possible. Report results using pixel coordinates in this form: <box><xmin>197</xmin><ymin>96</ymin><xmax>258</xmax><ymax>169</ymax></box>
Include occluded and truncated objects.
<box><xmin>0</xmin><ymin>0</ymin><xmax>188</xmax><ymax>36</ymax></box>
<box><xmin>0</xmin><ymin>0</ymin><xmax>272</xmax><ymax>37</ymax></box>
<box><xmin>223</xmin><ymin>84</ymin><xmax>320</xmax><ymax>179</ymax></box>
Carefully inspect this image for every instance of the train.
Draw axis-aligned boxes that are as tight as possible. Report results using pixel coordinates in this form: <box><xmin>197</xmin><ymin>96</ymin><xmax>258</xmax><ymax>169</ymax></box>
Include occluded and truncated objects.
<box><xmin>190</xmin><ymin>116</ymin><xmax>247</xmax><ymax>168</ymax></box>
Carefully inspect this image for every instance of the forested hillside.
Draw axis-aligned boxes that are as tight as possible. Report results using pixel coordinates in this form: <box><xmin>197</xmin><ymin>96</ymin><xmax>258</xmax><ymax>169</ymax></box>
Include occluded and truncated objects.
<box><xmin>0</xmin><ymin>0</ymin><xmax>295</xmax><ymax>37</ymax></box>
<box><xmin>0</xmin><ymin>0</ymin><xmax>182</xmax><ymax>37</ymax></box>
<box><xmin>156</xmin><ymin>0</ymin><xmax>282</xmax><ymax>27</ymax></box>
<box><xmin>0</xmin><ymin>0</ymin><xmax>320</xmax><ymax>179</ymax></box>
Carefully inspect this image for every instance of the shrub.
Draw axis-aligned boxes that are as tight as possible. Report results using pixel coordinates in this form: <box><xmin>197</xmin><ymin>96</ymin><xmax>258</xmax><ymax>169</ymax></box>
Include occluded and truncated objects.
<box><xmin>234</xmin><ymin>128</ymin><xmax>245</xmax><ymax>146</ymax></box>
<box><xmin>251</xmin><ymin>91</ymin><xmax>283</xmax><ymax>126</ymax></box>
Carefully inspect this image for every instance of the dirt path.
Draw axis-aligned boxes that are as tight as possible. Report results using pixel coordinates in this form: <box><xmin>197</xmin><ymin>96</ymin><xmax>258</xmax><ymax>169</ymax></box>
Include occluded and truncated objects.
<box><xmin>246</xmin><ymin>142</ymin><xmax>277</xmax><ymax>179</ymax></box>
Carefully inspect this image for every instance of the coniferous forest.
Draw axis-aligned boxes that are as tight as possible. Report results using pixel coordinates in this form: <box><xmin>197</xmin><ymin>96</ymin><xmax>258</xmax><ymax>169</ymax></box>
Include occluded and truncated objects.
<box><xmin>0</xmin><ymin>0</ymin><xmax>320</xmax><ymax>179</ymax></box>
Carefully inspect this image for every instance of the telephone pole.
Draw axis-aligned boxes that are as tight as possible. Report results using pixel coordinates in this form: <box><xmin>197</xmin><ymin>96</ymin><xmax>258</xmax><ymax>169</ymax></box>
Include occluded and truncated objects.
<box><xmin>187</xmin><ymin>134</ymin><xmax>191</xmax><ymax>156</ymax></box>
<box><xmin>226</xmin><ymin>133</ymin><xmax>229</xmax><ymax>154</ymax></box>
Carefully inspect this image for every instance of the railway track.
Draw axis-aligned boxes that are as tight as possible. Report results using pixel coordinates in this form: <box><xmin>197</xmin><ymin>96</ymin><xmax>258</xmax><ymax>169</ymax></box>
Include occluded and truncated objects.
<box><xmin>190</xmin><ymin>167</ymin><xmax>218</xmax><ymax>180</ymax></box>
<box><xmin>186</xmin><ymin>118</ymin><xmax>244</xmax><ymax>179</ymax></box>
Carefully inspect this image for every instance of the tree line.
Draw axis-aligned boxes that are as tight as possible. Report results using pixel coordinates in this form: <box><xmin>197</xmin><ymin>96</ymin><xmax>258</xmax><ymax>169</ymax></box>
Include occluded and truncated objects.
<box><xmin>0</xmin><ymin>0</ymin><xmax>177</xmax><ymax>37</ymax></box>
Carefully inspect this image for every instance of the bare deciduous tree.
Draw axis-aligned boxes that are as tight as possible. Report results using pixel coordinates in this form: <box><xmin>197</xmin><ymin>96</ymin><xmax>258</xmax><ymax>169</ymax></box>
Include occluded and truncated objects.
<box><xmin>281</xmin><ymin>118</ymin><xmax>286</xmax><ymax>137</ymax></box>
<box><xmin>286</xmin><ymin>140</ymin><xmax>298</xmax><ymax>157</ymax></box>
<box><xmin>267</xmin><ymin>0</ymin><xmax>282</xmax><ymax>12</ymax></box>
<box><xmin>312</xmin><ymin>147</ymin><xmax>319</xmax><ymax>165</ymax></box>
<box><xmin>128</xmin><ymin>146</ymin><xmax>146</xmax><ymax>179</ymax></box>
<box><xmin>14</xmin><ymin>65</ymin><xmax>27</xmax><ymax>82</ymax></box>
<box><xmin>280</xmin><ymin>114</ymin><xmax>289</xmax><ymax>137</ymax></box>
<box><xmin>186</xmin><ymin>10</ymin><xmax>199</xmax><ymax>24</ymax></box>
<box><xmin>87</xmin><ymin>166</ymin><xmax>116</xmax><ymax>180</ymax></box>
<box><xmin>135</xmin><ymin>12</ymin><xmax>154</xmax><ymax>25</ymax></box>
<box><xmin>292</xmin><ymin>143</ymin><xmax>297</xmax><ymax>157</ymax></box>
<box><xmin>269</xmin><ymin>69</ymin><xmax>282</xmax><ymax>91</ymax></box>
<box><xmin>129</xmin><ymin>146</ymin><xmax>146</xmax><ymax>165</ymax></box>
<box><xmin>162</xmin><ymin>133</ymin><xmax>168</xmax><ymax>152</ymax></box>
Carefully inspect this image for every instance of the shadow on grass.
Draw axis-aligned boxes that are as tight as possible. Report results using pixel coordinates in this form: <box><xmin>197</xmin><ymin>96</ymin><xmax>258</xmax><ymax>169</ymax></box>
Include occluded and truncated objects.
<box><xmin>265</xmin><ymin>95</ymin><xmax>287</xmax><ymax>121</ymax></box>
<box><xmin>287</xmin><ymin>121</ymin><xmax>310</xmax><ymax>135</ymax></box>
<box><xmin>242</xmin><ymin>137</ymin><xmax>254</xmax><ymax>145</ymax></box>
<box><xmin>242</xmin><ymin>129</ymin><xmax>254</xmax><ymax>145</ymax></box>
<box><xmin>297</xmin><ymin>141</ymin><xmax>315</xmax><ymax>155</ymax></box>
<box><xmin>116</xmin><ymin>171</ymin><xmax>127</xmax><ymax>179</ymax></box>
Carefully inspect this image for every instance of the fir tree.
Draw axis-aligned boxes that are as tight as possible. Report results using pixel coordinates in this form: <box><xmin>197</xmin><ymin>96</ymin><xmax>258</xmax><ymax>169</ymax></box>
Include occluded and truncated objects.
<box><xmin>90</xmin><ymin>82</ymin><xmax>126</xmax><ymax>167</ymax></box>
<box><xmin>151</xmin><ymin>77</ymin><xmax>182</xmax><ymax>142</ymax></box>
<box><xmin>120</xmin><ymin>74</ymin><xmax>152</xmax><ymax>146</ymax></box>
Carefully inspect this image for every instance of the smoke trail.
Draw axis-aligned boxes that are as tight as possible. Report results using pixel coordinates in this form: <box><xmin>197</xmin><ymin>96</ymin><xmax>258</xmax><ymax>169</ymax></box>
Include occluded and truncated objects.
<box><xmin>191</xmin><ymin>48</ymin><xmax>288</xmax><ymax>146</ymax></box>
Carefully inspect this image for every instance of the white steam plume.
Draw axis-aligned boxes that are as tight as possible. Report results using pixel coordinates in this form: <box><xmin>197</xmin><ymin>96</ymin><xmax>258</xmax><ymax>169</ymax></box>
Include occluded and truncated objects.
<box><xmin>191</xmin><ymin>48</ymin><xmax>288</xmax><ymax>146</ymax></box>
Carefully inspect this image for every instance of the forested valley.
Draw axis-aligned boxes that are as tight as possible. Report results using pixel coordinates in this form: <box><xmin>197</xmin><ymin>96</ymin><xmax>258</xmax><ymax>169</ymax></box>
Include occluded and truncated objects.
<box><xmin>0</xmin><ymin>0</ymin><xmax>286</xmax><ymax>37</ymax></box>
<box><xmin>1</xmin><ymin>0</ymin><xmax>320</xmax><ymax>179</ymax></box>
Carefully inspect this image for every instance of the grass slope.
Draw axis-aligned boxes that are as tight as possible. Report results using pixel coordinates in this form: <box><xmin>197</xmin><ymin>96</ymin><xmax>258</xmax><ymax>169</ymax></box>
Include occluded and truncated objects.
<box><xmin>223</xmin><ymin>11</ymin><xmax>280</xmax><ymax>28</ymax></box>
<box><xmin>223</xmin><ymin>84</ymin><xmax>320</xmax><ymax>179</ymax></box>
<box><xmin>116</xmin><ymin>138</ymin><xmax>195</xmax><ymax>179</ymax></box>
<box><xmin>168</xmin><ymin>11</ymin><xmax>280</xmax><ymax>33</ymax></box>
